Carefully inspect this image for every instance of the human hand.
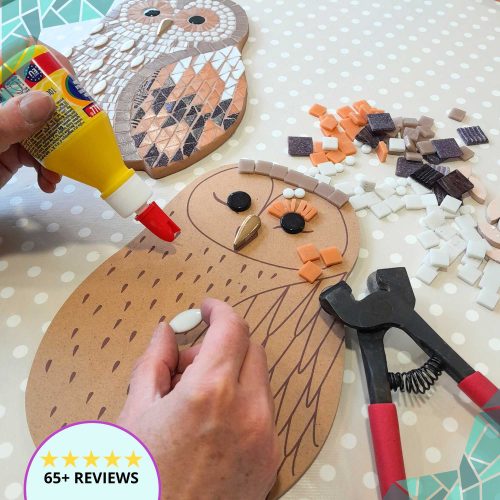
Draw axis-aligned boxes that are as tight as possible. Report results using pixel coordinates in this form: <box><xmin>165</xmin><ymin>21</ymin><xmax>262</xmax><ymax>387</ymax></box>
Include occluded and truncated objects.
<box><xmin>118</xmin><ymin>298</ymin><xmax>280</xmax><ymax>500</ymax></box>
<box><xmin>1</xmin><ymin>44</ymin><xmax>74</xmax><ymax>192</ymax></box>
<box><xmin>0</xmin><ymin>91</ymin><xmax>61</xmax><ymax>192</ymax></box>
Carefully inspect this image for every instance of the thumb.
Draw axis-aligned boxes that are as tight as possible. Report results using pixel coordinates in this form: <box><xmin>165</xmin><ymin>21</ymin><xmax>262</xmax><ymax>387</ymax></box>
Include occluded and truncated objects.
<box><xmin>0</xmin><ymin>92</ymin><xmax>55</xmax><ymax>154</ymax></box>
<box><xmin>120</xmin><ymin>323</ymin><xmax>179</xmax><ymax>419</ymax></box>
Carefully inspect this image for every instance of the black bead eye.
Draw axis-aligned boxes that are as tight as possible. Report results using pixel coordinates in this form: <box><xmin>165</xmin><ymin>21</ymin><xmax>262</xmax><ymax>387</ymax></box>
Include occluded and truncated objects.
<box><xmin>189</xmin><ymin>15</ymin><xmax>206</xmax><ymax>24</ymax></box>
<box><xmin>144</xmin><ymin>8</ymin><xmax>161</xmax><ymax>17</ymax></box>
<box><xmin>227</xmin><ymin>191</ymin><xmax>251</xmax><ymax>213</ymax></box>
<box><xmin>280</xmin><ymin>213</ymin><xmax>305</xmax><ymax>234</ymax></box>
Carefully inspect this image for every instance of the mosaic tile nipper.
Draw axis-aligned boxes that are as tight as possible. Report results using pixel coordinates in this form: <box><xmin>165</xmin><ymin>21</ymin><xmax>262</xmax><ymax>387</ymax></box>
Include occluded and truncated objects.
<box><xmin>319</xmin><ymin>267</ymin><xmax>500</xmax><ymax>499</ymax></box>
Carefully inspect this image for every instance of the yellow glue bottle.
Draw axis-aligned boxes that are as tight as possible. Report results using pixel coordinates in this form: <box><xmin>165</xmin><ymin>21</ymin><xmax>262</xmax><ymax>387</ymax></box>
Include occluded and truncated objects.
<box><xmin>0</xmin><ymin>45</ymin><xmax>180</xmax><ymax>241</ymax></box>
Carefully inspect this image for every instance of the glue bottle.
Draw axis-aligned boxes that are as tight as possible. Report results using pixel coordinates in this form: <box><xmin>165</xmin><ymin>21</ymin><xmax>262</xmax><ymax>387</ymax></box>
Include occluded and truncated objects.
<box><xmin>0</xmin><ymin>45</ymin><xmax>180</xmax><ymax>242</ymax></box>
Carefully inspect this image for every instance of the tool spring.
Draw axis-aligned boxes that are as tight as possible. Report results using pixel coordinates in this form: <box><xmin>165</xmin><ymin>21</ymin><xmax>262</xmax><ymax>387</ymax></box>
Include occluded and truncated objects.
<box><xmin>388</xmin><ymin>354</ymin><xmax>443</xmax><ymax>394</ymax></box>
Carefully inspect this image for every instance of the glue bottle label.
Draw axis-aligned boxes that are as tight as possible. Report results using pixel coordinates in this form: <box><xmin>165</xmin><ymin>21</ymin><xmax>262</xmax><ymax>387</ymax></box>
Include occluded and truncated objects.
<box><xmin>0</xmin><ymin>45</ymin><xmax>101</xmax><ymax>161</ymax></box>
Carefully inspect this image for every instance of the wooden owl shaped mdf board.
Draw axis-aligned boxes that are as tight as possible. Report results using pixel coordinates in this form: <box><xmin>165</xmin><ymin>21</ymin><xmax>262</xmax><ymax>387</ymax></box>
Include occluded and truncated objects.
<box><xmin>70</xmin><ymin>0</ymin><xmax>249</xmax><ymax>178</ymax></box>
<box><xmin>26</xmin><ymin>164</ymin><xmax>360</xmax><ymax>498</ymax></box>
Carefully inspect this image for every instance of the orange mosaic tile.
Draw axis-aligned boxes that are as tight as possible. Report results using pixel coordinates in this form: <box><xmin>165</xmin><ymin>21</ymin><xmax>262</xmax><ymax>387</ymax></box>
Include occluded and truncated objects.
<box><xmin>303</xmin><ymin>205</ymin><xmax>318</xmax><ymax>222</ymax></box>
<box><xmin>310</xmin><ymin>151</ymin><xmax>329</xmax><ymax>166</ymax></box>
<box><xmin>358</xmin><ymin>105</ymin><xmax>370</xmax><ymax>122</ymax></box>
<box><xmin>313</xmin><ymin>141</ymin><xmax>324</xmax><ymax>153</ymax></box>
<box><xmin>338</xmin><ymin>136</ymin><xmax>357</xmax><ymax>156</ymax></box>
<box><xmin>297</xmin><ymin>200</ymin><xmax>308</xmax><ymax>215</ymax></box>
<box><xmin>340</xmin><ymin>118</ymin><xmax>363</xmax><ymax>141</ymax></box>
<box><xmin>267</xmin><ymin>201</ymin><xmax>286</xmax><ymax>218</ymax></box>
<box><xmin>330</xmin><ymin>129</ymin><xmax>348</xmax><ymax>140</ymax></box>
<box><xmin>309</xmin><ymin>103</ymin><xmax>327</xmax><ymax>117</ymax></box>
<box><xmin>320</xmin><ymin>114</ymin><xmax>338</xmax><ymax>132</ymax></box>
<box><xmin>281</xmin><ymin>198</ymin><xmax>291</xmax><ymax>212</ymax></box>
<box><xmin>349</xmin><ymin>112</ymin><xmax>367</xmax><ymax>126</ymax></box>
<box><xmin>298</xmin><ymin>261</ymin><xmax>323</xmax><ymax>283</ymax></box>
<box><xmin>296</xmin><ymin>201</ymin><xmax>318</xmax><ymax>221</ymax></box>
<box><xmin>326</xmin><ymin>150</ymin><xmax>346</xmax><ymax>163</ymax></box>
<box><xmin>267</xmin><ymin>204</ymin><xmax>283</xmax><ymax>218</ymax></box>
<box><xmin>320</xmin><ymin>246</ymin><xmax>343</xmax><ymax>267</ymax></box>
<box><xmin>337</xmin><ymin>105</ymin><xmax>355</xmax><ymax>119</ymax></box>
<box><xmin>296</xmin><ymin>243</ymin><xmax>321</xmax><ymax>263</ymax></box>
<box><xmin>321</xmin><ymin>125</ymin><xmax>341</xmax><ymax>137</ymax></box>
<box><xmin>353</xmin><ymin>99</ymin><xmax>371</xmax><ymax>112</ymax></box>
<box><xmin>376</xmin><ymin>141</ymin><xmax>388</xmax><ymax>163</ymax></box>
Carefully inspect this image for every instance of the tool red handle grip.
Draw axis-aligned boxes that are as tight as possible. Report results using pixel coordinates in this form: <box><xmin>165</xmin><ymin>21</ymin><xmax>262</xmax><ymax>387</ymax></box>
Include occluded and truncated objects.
<box><xmin>368</xmin><ymin>403</ymin><xmax>406</xmax><ymax>497</ymax></box>
<box><xmin>458</xmin><ymin>371</ymin><xmax>499</xmax><ymax>418</ymax></box>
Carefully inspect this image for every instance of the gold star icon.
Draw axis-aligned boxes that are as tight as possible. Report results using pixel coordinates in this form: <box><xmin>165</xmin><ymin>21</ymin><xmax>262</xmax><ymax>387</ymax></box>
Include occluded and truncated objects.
<box><xmin>83</xmin><ymin>451</ymin><xmax>99</xmax><ymax>467</ymax></box>
<box><xmin>104</xmin><ymin>451</ymin><xmax>120</xmax><ymax>467</ymax></box>
<box><xmin>125</xmin><ymin>451</ymin><xmax>142</xmax><ymax>467</ymax></box>
<box><xmin>62</xmin><ymin>451</ymin><xmax>78</xmax><ymax>467</ymax></box>
<box><xmin>41</xmin><ymin>451</ymin><xmax>57</xmax><ymax>467</ymax></box>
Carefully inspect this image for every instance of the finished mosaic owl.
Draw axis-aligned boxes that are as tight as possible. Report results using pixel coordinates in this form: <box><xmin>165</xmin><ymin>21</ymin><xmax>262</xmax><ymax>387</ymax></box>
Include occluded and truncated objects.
<box><xmin>71</xmin><ymin>0</ymin><xmax>249</xmax><ymax>178</ymax></box>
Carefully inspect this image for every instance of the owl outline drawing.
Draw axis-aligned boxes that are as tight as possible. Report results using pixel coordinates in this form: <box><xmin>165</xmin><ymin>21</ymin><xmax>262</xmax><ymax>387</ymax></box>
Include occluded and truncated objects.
<box><xmin>26</xmin><ymin>164</ymin><xmax>360</xmax><ymax>498</ymax></box>
<box><xmin>71</xmin><ymin>0</ymin><xmax>249</xmax><ymax>178</ymax></box>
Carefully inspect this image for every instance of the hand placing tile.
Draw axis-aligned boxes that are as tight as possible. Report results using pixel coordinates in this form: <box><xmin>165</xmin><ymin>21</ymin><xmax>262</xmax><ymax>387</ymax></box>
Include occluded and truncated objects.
<box><xmin>169</xmin><ymin>309</ymin><xmax>203</xmax><ymax>334</ymax></box>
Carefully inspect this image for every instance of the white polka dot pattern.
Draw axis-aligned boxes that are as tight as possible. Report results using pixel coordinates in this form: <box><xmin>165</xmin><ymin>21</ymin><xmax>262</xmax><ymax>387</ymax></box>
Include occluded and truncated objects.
<box><xmin>4</xmin><ymin>483</ymin><xmax>22</xmax><ymax>500</ymax></box>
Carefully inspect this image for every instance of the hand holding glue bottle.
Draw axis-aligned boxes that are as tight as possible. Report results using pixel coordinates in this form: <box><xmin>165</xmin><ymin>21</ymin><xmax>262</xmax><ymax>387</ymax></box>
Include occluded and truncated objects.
<box><xmin>0</xmin><ymin>45</ymin><xmax>180</xmax><ymax>242</ymax></box>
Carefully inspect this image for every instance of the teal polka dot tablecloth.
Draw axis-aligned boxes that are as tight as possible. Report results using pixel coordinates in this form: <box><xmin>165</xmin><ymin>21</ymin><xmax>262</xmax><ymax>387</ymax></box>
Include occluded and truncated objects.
<box><xmin>0</xmin><ymin>0</ymin><xmax>499</xmax><ymax>499</ymax></box>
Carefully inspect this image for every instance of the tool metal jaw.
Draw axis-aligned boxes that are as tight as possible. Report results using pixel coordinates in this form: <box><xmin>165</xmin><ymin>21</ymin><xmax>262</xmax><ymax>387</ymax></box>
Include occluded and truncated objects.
<box><xmin>320</xmin><ymin>268</ymin><xmax>474</xmax><ymax>382</ymax></box>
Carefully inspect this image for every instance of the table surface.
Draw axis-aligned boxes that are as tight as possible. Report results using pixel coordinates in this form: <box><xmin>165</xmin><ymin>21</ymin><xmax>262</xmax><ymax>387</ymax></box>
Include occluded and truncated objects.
<box><xmin>1</xmin><ymin>0</ymin><xmax>499</xmax><ymax>498</ymax></box>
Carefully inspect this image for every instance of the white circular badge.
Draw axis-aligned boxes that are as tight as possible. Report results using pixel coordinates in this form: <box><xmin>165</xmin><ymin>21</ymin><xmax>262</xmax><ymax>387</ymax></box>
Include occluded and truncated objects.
<box><xmin>25</xmin><ymin>421</ymin><xmax>161</xmax><ymax>499</ymax></box>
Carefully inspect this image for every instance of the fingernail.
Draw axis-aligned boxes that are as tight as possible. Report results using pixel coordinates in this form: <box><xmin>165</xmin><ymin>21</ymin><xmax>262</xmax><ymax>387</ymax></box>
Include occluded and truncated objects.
<box><xmin>19</xmin><ymin>92</ymin><xmax>55</xmax><ymax>124</ymax></box>
<box><xmin>150</xmin><ymin>322</ymin><xmax>166</xmax><ymax>343</ymax></box>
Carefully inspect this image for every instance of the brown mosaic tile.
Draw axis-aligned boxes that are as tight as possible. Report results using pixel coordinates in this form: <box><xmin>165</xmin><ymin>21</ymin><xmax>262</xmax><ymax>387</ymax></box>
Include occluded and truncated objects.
<box><xmin>269</xmin><ymin>163</ymin><xmax>289</xmax><ymax>180</ymax></box>
<box><xmin>314</xmin><ymin>182</ymin><xmax>336</xmax><ymax>200</ymax></box>
<box><xmin>448</xmin><ymin>107</ymin><xmax>466</xmax><ymax>122</ymax></box>
<box><xmin>328</xmin><ymin>190</ymin><xmax>350</xmax><ymax>208</ymax></box>
<box><xmin>238</xmin><ymin>158</ymin><xmax>255</xmax><ymax>174</ymax></box>
<box><xmin>254</xmin><ymin>160</ymin><xmax>273</xmax><ymax>175</ymax></box>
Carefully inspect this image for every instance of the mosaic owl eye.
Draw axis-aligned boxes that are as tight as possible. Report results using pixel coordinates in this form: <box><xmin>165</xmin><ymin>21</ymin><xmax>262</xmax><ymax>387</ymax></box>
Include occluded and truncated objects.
<box><xmin>188</xmin><ymin>15</ymin><xmax>206</xmax><ymax>25</ymax></box>
<box><xmin>126</xmin><ymin>1</ymin><xmax>174</xmax><ymax>26</ymax></box>
<box><xmin>144</xmin><ymin>8</ymin><xmax>161</xmax><ymax>17</ymax></box>
<box><xmin>267</xmin><ymin>198</ymin><xmax>318</xmax><ymax>234</ymax></box>
<box><xmin>176</xmin><ymin>8</ymin><xmax>220</xmax><ymax>32</ymax></box>
<box><xmin>174</xmin><ymin>0</ymin><xmax>237</xmax><ymax>42</ymax></box>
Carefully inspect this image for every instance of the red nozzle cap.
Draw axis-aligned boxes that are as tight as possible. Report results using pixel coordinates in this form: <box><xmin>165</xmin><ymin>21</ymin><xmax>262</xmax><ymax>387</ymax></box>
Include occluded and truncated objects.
<box><xmin>135</xmin><ymin>202</ymin><xmax>180</xmax><ymax>242</ymax></box>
